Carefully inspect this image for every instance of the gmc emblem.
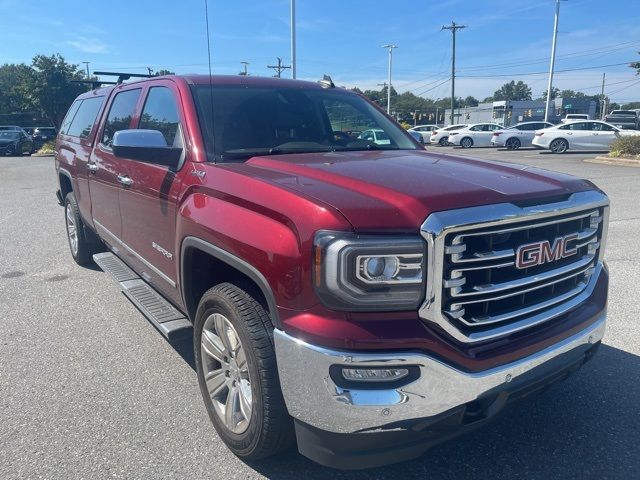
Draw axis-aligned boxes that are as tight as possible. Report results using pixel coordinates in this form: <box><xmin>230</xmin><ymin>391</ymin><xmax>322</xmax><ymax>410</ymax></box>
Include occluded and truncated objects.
<box><xmin>515</xmin><ymin>233</ymin><xmax>579</xmax><ymax>269</ymax></box>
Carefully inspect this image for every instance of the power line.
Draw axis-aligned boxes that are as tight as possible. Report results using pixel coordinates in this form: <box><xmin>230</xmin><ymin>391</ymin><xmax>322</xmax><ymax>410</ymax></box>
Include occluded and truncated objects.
<box><xmin>458</xmin><ymin>61</ymin><xmax>636</xmax><ymax>78</ymax></box>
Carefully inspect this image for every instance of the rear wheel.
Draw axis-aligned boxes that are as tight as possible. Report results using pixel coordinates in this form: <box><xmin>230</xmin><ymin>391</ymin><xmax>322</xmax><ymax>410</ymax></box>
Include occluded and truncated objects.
<box><xmin>5</xmin><ymin>144</ymin><xmax>15</xmax><ymax>156</ymax></box>
<box><xmin>195</xmin><ymin>283</ymin><xmax>293</xmax><ymax>460</ymax></box>
<box><xmin>505</xmin><ymin>137</ymin><xmax>521</xmax><ymax>150</ymax></box>
<box><xmin>64</xmin><ymin>192</ymin><xmax>95</xmax><ymax>266</ymax></box>
<box><xmin>439</xmin><ymin>137</ymin><xmax>448</xmax><ymax>146</ymax></box>
<box><xmin>460</xmin><ymin>137</ymin><xmax>474</xmax><ymax>148</ymax></box>
<box><xmin>550</xmin><ymin>138</ymin><xmax>569</xmax><ymax>154</ymax></box>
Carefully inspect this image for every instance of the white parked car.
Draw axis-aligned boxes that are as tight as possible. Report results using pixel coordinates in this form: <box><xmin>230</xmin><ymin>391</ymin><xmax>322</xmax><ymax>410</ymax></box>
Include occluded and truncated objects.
<box><xmin>358</xmin><ymin>128</ymin><xmax>391</xmax><ymax>145</ymax></box>
<box><xmin>429</xmin><ymin>124</ymin><xmax>467</xmax><ymax>146</ymax></box>
<box><xmin>447</xmin><ymin>123</ymin><xmax>503</xmax><ymax>148</ymax></box>
<box><xmin>408</xmin><ymin>124</ymin><xmax>440</xmax><ymax>143</ymax></box>
<box><xmin>491</xmin><ymin>121</ymin><xmax>554</xmax><ymax>150</ymax></box>
<box><xmin>531</xmin><ymin>120</ymin><xmax>640</xmax><ymax>153</ymax></box>
<box><xmin>560</xmin><ymin>114</ymin><xmax>590</xmax><ymax>123</ymax></box>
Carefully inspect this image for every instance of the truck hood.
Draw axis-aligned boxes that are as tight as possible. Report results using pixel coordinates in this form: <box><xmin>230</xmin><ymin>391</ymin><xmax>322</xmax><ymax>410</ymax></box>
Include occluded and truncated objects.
<box><xmin>224</xmin><ymin>150</ymin><xmax>595</xmax><ymax>231</ymax></box>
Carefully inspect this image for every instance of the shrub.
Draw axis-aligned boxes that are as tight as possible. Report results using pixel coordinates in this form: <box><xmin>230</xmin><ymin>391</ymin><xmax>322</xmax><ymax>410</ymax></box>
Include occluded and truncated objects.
<box><xmin>610</xmin><ymin>135</ymin><xmax>640</xmax><ymax>158</ymax></box>
<box><xmin>37</xmin><ymin>140</ymin><xmax>56</xmax><ymax>155</ymax></box>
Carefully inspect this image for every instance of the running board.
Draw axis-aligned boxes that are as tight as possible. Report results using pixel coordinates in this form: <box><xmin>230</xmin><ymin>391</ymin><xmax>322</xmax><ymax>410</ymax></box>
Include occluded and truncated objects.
<box><xmin>93</xmin><ymin>252</ymin><xmax>191</xmax><ymax>340</ymax></box>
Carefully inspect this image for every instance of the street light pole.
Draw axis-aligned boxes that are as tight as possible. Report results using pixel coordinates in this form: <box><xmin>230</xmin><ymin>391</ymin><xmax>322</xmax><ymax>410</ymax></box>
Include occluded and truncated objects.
<box><xmin>544</xmin><ymin>0</ymin><xmax>561</xmax><ymax>122</ymax></box>
<box><xmin>82</xmin><ymin>61</ymin><xmax>90</xmax><ymax>79</ymax></box>
<box><xmin>290</xmin><ymin>0</ymin><xmax>296</xmax><ymax>79</ymax></box>
<box><xmin>382</xmin><ymin>44</ymin><xmax>397</xmax><ymax>114</ymax></box>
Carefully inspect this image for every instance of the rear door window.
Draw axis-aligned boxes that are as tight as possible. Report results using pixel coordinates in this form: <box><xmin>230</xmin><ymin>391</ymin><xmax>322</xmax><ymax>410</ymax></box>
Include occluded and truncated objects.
<box><xmin>138</xmin><ymin>87</ymin><xmax>181</xmax><ymax>146</ymax></box>
<box><xmin>66</xmin><ymin>97</ymin><xmax>105</xmax><ymax>138</ymax></box>
<box><xmin>59</xmin><ymin>100</ymin><xmax>82</xmax><ymax>135</ymax></box>
<box><xmin>101</xmin><ymin>89</ymin><xmax>142</xmax><ymax>148</ymax></box>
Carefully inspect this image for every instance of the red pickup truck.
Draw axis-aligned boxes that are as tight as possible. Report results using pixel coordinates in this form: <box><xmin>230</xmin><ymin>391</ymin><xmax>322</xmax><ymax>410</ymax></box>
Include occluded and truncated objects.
<box><xmin>55</xmin><ymin>74</ymin><xmax>609</xmax><ymax>469</ymax></box>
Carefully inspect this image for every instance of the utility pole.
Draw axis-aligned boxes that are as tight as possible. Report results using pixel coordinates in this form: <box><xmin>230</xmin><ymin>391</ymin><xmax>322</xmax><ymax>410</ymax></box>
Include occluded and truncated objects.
<box><xmin>442</xmin><ymin>21</ymin><xmax>466</xmax><ymax>125</ymax></box>
<box><xmin>82</xmin><ymin>61</ymin><xmax>90</xmax><ymax>79</ymax></box>
<box><xmin>600</xmin><ymin>72</ymin><xmax>606</xmax><ymax>119</ymax></box>
<box><xmin>267</xmin><ymin>57</ymin><xmax>291</xmax><ymax>78</ymax></box>
<box><xmin>544</xmin><ymin>0</ymin><xmax>561</xmax><ymax>122</ymax></box>
<box><xmin>381</xmin><ymin>44</ymin><xmax>397</xmax><ymax>114</ymax></box>
<box><xmin>239</xmin><ymin>61</ymin><xmax>249</xmax><ymax>76</ymax></box>
<box><xmin>290</xmin><ymin>0</ymin><xmax>296</xmax><ymax>79</ymax></box>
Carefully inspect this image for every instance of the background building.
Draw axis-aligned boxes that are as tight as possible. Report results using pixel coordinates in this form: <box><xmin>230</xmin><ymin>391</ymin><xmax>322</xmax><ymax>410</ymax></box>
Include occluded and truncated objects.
<box><xmin>444</xmin><ymin>98</ymin><xmax>597</xmax><ymax>126</ymax></box>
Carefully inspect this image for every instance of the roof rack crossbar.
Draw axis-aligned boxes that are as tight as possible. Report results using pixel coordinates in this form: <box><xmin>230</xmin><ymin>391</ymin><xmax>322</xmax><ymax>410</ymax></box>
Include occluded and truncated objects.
<box><xmin>93</xmin><ymin>71</ymin><xmax>155</xmax><ymax>84</ymax></box>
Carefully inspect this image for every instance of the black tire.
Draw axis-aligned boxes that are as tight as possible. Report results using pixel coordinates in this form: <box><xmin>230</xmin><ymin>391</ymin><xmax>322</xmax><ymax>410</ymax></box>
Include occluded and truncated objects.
<box><xmin>439</xmin><ymin>137</ymin><xmax>448</xmax><ymax>146</ymax></box>
<box><xmin>194</xmin><ymin>282</ymin><xmax>294</xmax><ymax>461</ymax></box>
<box><xmin>64</xmin><ymin>192</ymin><xmax>95</xmax><ymax>266</ymax></box>
<box><xmin>460</xmin><ymin>137</ymin><xmax>474</xmax><ymax>148</ymax></box>
<box><xmin>505</xmin><ymin>137</ymin><xmax>521</xmax><ymax>150</ymax></box>
<box><xmin>5</xmin><ymin>144</ymin><xmax>15</xmax><ymax>156</ymax></box>
<box><xmin>550</xmin><ymin>138</ymin><xmax>569</xmax><ymax>154</ymax></box>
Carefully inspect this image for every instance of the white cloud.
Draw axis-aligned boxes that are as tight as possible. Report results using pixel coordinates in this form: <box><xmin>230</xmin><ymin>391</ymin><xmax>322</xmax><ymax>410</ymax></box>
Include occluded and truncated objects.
<box><xmin>65</xmin><ymin>37</ymin><xmax>109</xmax><ymax>54</ymax></box>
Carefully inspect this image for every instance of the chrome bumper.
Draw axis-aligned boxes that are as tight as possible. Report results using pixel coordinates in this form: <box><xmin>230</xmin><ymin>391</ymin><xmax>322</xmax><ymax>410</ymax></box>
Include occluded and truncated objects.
<box><xmin>274</xmin><ymin>313</ymin><xmax>605</xmax><ymax>434</ymax></box>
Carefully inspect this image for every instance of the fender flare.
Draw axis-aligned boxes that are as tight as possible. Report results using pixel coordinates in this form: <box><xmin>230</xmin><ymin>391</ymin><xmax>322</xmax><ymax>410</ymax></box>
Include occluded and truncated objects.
<box><xmin>58</xmin><ymin>167</ymin><xmax>74</xmax><ymax>193</ymax></box>
<box><xmin>180</xmin><ymin>236</ymin><xmax>282</xmax><ymax>329</ymax></box>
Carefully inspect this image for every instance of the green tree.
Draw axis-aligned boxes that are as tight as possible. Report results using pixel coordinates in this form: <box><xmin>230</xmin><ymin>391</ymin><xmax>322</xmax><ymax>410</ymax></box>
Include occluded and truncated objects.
<box><xmin>462</xmin><ymin>96</ymin><xmax>479</xmax><ymax>107</ymax></box>
<box><xmin>631</xmin><ymin>52</ymin><xmax>640</xmax><ymax>74</ymax></box>
<box><xmin>154</xmin><ymin>69</ymin><xmax>175</xmax><ymax>76</ymax></box>
<box><xmin>539</xmin><ymin>87</ymin><xmax>560</xmax><ymax>101</ymax></box>
<box><xmin>29</xmin><ymin>54</ymin><xmax>87</xmax><ymax>128</ymax></box>
<box><xmin>492</xmin><ymin>80</ymin><xmax>532</xmax><ymax>101</ymax></box>
<box><xmin>622</xmin><ymin>101</ymin><xmax>640</xmax><ymax>109</ymax></box>
<box><xmin>0</xmin><ymin>63</ymin><xmax>37</xmax><ymax>114</ymax></box>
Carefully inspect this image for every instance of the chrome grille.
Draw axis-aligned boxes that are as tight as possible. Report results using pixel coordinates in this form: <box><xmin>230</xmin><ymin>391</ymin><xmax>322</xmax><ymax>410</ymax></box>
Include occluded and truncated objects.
<box><xmin>419</xmin><ymin>190</ymin><xmax>609</xmax><ymax>344</ymax></box>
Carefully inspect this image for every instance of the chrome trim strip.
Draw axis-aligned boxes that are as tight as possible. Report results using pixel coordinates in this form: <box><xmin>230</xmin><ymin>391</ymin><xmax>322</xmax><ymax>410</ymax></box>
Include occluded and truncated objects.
<box><xmin>452</xmin><ymin>254</ymin><xmax>595</xmax><ymax>298</ymax></box>
<box><xmin>420</xmin><ymin>190</ymin><xmax>609</xmax><ymax>344</ymax></box>
<box><xmin>274</xmin><ymin>313</ymin><xmax>606</xmax><ymax>434</ymax></box>
<box><xmin>461</xmin><ymin>279</ymin><xmax>589</xmax><ymax>326</ymax></box>
<box><xmin>93</xmin><ymin>219</ymin><xmax>176</xmax><ymax>288</ymax></box>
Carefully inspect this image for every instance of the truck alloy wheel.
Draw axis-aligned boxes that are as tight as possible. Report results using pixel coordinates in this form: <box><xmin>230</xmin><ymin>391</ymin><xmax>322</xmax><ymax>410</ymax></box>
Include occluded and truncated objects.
<box><xmin>200</xmin><ymin>313</ymin><xmax>253</xmax><ymax>434</ymax></box>
<box><xmin>550</xmin><ymin>138</ymin><xmax>569</xmax><ymax>154</ymax></box>
<box><xmin>505</xmin><ymin>137</ymin><xmax>521</xmax><ymax>150</ymax></box>
<box><xmin>63</xmin><ymin>192</ymin><xmax>96</xmax><ymax>266</ymax></box>
<box><xmin>194</xmin><ymin>283</ymin><xmax>293</xmax><ymax>460</ymax></box>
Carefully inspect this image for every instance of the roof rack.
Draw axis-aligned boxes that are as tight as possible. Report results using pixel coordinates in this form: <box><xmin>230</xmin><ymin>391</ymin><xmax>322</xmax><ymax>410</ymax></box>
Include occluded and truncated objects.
<box><xmin>93</xmin><ymin>71</ymin><xmax>155</xmax><ymax>84</ymax></box>
<box><xmin>71</xmin><ymin>79</ymin><xmax>118</xmax><ymax>89</ymax></box>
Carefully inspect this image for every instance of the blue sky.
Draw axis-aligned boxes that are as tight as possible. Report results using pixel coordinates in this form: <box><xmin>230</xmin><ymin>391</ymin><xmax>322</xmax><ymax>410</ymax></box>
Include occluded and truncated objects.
<box><xmin>1</xmin><ymin>0</ymin><xmax>639</xmax><ymax>102</ymax></box>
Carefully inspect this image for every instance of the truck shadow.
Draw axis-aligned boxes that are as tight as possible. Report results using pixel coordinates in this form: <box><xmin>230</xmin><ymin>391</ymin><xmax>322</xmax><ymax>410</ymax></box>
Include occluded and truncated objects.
<box><xmin>239</xmin><ymin>344</ymin><xmax>639</xmax><ymax>479</ymax></box>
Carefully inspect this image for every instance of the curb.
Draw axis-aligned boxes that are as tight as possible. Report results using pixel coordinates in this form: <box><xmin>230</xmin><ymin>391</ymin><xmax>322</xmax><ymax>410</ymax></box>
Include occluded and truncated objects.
<box><xmin>32</xmin><ymin>153</ymin><xmax>54</xmax><ymax>157</ymax></box>
<box><xmin>585</xmin><ymin>156</ymin><xmax>640</xmax><ymax>168</ymax></box>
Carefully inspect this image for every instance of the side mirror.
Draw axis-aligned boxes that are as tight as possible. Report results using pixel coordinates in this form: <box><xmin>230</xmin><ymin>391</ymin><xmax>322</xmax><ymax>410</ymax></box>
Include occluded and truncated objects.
<box><xmin>112</xmin><ymin>129</ymin><xmax>182</xmax><ymax>169</ymax></box>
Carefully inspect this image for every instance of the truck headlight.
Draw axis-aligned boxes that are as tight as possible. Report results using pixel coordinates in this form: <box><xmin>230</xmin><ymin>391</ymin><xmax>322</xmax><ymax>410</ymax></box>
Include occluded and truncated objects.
<box><xmin>313</xmin><ymin>231</ymin><xmax>426</xmax><ymax>311</ymax></box>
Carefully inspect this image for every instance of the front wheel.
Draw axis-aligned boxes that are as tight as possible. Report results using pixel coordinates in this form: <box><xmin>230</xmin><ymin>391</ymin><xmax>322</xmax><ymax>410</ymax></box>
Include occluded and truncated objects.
<box><xmin>505</xmin><ymin>137</ymin><xmax>521</xmax><ymax>150</ymax></box>
<box><xmin>460</xmin><ymin>137</ymin><xmax>474</xmax><ymax>148</ymax></box>
<box><xmin>195</xmin><ymin>283</ymin><xmax>293</xmax><ymax>461</ymax></box>
<box><xmin>549</xmin><ymin>138</ymin><xmax>569</xmax><ymax>154</ymax></box>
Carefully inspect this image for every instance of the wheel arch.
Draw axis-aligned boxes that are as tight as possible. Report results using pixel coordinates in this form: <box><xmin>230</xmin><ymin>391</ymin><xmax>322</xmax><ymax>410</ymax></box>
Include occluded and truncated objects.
<box><xmin>58</xmin><ymin>168</ymin><xmax>74</xmax><ymax>198</ymax></box>
<box><xmin>180</xmin><ymin>237</ymin><xmax>281</xmax><ymax>329</ymax></box>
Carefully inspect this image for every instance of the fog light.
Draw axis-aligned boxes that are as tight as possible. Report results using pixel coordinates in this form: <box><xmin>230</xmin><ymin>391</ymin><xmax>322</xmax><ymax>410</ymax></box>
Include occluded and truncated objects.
<box><xmin>341</xmin><ymin>367</ymin><xmax>409</xmax><ymax>383</ymax></box>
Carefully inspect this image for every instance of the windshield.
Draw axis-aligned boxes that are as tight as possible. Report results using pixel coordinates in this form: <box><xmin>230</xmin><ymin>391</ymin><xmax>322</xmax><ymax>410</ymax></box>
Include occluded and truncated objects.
<box><xmin>611</xmin><ymin>110</ymin><xmax>636</xmax><ymax>116</ymax></box>
<box><xmin>191</xmin><ymin>85</ymin><xmax>417</xmax><ymax>162</ymax></box>
<box><xmin>0</xmin><ymin>132</ymin><xmax>19</xmax><ymax>140</ymax></box>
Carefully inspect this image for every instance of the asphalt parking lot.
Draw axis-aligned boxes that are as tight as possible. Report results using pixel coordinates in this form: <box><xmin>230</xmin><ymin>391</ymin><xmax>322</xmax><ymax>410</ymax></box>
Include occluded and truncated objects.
<box><xmin>1</xmin><ymin>150</ymin><xmax>639</xmax><ymax>479</ymax></box>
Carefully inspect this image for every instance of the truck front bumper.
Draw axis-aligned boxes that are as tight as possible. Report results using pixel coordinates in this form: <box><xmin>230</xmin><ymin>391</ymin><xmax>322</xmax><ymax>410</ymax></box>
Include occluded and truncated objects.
<box><xmin>274</xmin><ymin>313</ymin><xmax>605</xmax><ymax>468</ymax></box>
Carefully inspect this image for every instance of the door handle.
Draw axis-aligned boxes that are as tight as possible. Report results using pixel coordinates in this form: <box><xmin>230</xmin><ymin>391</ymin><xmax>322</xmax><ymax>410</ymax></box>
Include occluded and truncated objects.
<box><xmin>87</xmin><ymin>163</ymin><xmax>98</xmax><ymax>173</ymax></box>
<box><xmin>117</xmin><ymin>174</ymin><xmax>134</xmax><ymax>187</ymax></box>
